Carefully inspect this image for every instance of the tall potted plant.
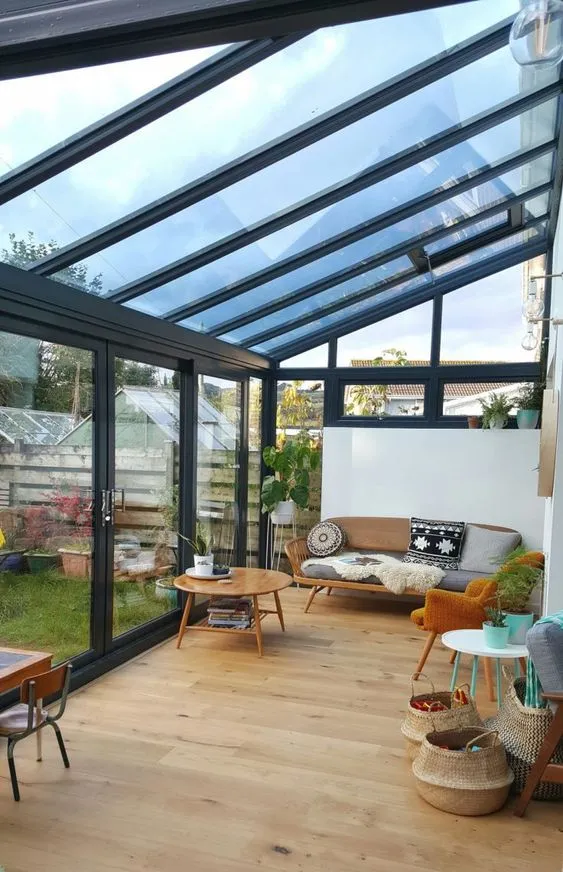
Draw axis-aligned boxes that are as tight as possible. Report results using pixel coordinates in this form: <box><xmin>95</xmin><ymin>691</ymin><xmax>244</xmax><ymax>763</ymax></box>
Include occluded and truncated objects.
<box><xmin>495</xmin><ymin>550</ymin><xmax>543</xmax><ymax>644</ymax></box>
<box><xmin>479</xmin><ymin>393</ymin><xmax>514</xmax><ymax>429</ymax></box>
<box><xmin>261</xmin><ymin>436</ymin><xmax>320</xmax><ymax>524</ymax></box>
<box><xmin>515</xmin><ymin>382</ymin><xmax>543</xmax><ymax>430</ymax></box>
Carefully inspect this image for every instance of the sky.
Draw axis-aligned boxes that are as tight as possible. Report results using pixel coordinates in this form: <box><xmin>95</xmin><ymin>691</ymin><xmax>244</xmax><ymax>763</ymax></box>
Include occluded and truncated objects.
<box><xmin>0</xmin><ymin>0</ymin><xmax>548</xmax><ymax>362</ymax></box>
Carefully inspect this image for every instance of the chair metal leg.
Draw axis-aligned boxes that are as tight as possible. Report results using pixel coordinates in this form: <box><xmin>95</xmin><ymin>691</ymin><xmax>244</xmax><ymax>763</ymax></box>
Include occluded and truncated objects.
<box><xmin>7</xmin><ymin>739</ymin><xmax>20</xmax><ymax>802</ymax></box>
<box><xmin>36</xmin><ymin>698</ymin><xmax>43</xmax><ymax>761</ymax></box>
<box><xmin>50</xmin><ymin>722</ymin><xmax>70</xmax><ymax>768</ymax></box>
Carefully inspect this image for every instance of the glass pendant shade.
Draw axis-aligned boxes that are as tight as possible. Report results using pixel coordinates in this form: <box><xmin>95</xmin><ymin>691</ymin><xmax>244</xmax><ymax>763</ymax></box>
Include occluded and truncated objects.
<box><xmin>510</xmin><ymin>0</ymin><xmax>563</xmax><ymax>67</ymax></box>
<box><xmin>523</xmin><ymin>296</ymin><xmax>545</xmax><ymax>318</ymax></box>
<box><xmin>521</xmin><ymin>327</ymin><xmax>540</xmax><ymax>350</ymax></box>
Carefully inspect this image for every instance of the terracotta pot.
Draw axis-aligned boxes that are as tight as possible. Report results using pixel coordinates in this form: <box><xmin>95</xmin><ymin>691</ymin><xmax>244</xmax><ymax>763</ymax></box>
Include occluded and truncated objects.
<box><xmin>58</xmin><ymin>549</ymin><xmax>92</xmax><ymax>578</ymax></box>
<box><xmin>467</xmin><ymin>416</ymin><xmax>481</xmax><ymax>430</ymax></box>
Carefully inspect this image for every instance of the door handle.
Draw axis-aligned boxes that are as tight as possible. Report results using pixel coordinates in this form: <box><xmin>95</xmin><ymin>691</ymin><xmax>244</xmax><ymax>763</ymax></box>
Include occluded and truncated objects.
<box><xmin>101</xmin><ymin>489</ymin><xmax>113</xmax><ymax>527</ymax></box>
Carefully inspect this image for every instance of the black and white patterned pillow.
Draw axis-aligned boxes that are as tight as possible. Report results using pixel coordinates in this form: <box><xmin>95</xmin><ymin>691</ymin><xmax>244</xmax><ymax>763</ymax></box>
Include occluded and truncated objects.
<box><xmin>403</xmin><ymin>517</ymin><xmax>466</xmax><ymax>570</ymax></box>
<box><xmin>307</xmin><ymin>521</ymin><xmax>346</xmax><ymax>558</ymax></box>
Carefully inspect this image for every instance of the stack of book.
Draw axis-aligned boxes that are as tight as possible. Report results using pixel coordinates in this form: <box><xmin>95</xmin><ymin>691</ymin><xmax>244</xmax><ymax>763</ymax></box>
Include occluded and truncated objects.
<box><xmin>207</xmin><ymin>597</ymin><xmax>252</xmax><ymax>629</ymax></box>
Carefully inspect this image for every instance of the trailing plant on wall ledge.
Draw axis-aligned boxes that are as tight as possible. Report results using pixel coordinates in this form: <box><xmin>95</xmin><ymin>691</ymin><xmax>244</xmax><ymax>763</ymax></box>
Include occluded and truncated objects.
<box><xmin>479</xmin><ymin>393</ymin><xmax>514</xmax><ymax>429</ymax></box>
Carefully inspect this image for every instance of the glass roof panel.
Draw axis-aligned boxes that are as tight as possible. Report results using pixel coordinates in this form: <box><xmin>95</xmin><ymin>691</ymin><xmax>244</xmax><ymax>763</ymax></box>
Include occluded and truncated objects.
<box><xmin>183</xmin><ymin>256</ymin><xmax>414</xmax><ymax>338</ymax></box>
<box><xmin>159</xmin><ymin>156</ymin><xmax>551</xmax><ymax>331</ymax></box>
<box><xmin>123</xmin><ymin>109</ymin><xmax>556</xmax><ymax>318</ymax></box>
<box><xmin>256</xmin><ymin>222</ymin><xmax>547</xmax><ymax>356</ymax></box>
<box><xmin>525</xmin><ymin>191</ymin><xmax>550</xmax><ymax>217</ymax></box>
<box><xmin>0</xmin><ymin>3</ymin><xmax>517</xmax><ymax>266</ymax></box>
<box><xmin>49</xmin><ymin>43</ymin><xmax>559</xmax><ymax>291</ymax></box>
<box><xmin>0</xmin><ymin>46</ymin><xmax>228</xmax><ymax>174</ymax></box>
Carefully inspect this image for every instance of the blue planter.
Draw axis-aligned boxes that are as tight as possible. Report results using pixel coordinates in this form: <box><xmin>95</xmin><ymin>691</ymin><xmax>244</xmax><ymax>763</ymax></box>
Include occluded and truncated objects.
<box><xmin>483</xmin><ymin>622</ymin><xmax>510</xmax><ymax>649</ymax></box>
<box><xmin>517</xmin><ymin>409</ymin><xmax>540</xmax><ymax>430</ymax></box>
<box><xmin>503</xmin><ymin>612</ymin><xmax>534</xmax><ymax>645</ymax></box>
<box><xmin>0</xmin><ymin>550</ymin><xmax>25</xmax><ymax>573</ymax></box>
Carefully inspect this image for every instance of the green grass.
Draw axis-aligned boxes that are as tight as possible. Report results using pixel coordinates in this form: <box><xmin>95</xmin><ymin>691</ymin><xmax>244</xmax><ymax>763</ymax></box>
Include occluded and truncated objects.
<box><xmin>0</xmin><ymin>570</ymin><xmax>175</xmax><ymax>662</ymax></box>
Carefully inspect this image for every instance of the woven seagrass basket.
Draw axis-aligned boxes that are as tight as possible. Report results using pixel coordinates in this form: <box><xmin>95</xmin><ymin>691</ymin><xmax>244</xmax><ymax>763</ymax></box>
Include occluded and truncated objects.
<box><xmin>412</xmin><ymin>727</ymin><xmax>514</xmax><ymax>816</ymax></box>
<box><xmin>401</xmin><ymin>674</ymin><xmax>483</xmax><ymax>761</ymax></box>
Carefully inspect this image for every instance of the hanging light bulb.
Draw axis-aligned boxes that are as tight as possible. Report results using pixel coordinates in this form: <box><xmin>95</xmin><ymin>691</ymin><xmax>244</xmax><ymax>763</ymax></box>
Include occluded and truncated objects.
<box><xmin>523</xmin><ymin>276</ymin><xmax>545</xmax><ymax>318</ymax></box>
<box><xmin>522</xmin><ymin>326</ymin><xmax>540</xmax><ymax>351</ymax></box>
<box><xmin>510</xmin><ymin>0</ymin><xmax>563</xmax><ymax>67</ymax></box>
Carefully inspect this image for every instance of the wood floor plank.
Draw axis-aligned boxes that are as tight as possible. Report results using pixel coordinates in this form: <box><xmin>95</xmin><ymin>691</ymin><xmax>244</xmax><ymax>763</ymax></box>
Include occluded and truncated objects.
<box><xmin>0</xmin><ymin>588</ymin><xmax>561</xmax><ymax>872</ymax></box>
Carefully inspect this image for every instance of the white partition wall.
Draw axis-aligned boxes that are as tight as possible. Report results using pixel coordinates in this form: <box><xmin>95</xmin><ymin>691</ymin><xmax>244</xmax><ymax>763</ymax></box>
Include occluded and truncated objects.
<box><xmin>322</xmin><ymin>428</ymin><xmax>544</xmax><ymax>550</ymax></box>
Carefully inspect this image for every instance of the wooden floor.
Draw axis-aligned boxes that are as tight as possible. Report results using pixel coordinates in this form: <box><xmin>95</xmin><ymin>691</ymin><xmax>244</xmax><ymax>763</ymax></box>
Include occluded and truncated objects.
<box><xmin>1</xmin><ymin>588</ymin><xmax>562</xmax><ymax>872</ymax></box>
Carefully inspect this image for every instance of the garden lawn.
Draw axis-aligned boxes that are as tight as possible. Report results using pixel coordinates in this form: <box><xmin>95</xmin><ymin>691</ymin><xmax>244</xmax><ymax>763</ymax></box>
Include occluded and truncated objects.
<box><xmin>0</xmin><ymin>570</ymin><xmax>175</xmax><ymax>663</ymax></box>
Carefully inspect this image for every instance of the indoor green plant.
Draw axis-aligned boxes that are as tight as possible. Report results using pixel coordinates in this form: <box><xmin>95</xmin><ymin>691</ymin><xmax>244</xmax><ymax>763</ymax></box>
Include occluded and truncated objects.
<box><xmin>494</xmin><ymin>549</ymin><xmax>543</xmax><ymax>644</ymax></box>
<box><xmin>479</xmin><ymin>392</ymin><xmax>514</xmax><ymax>429</ymax></box>
<box><xmin>261</xmin><ymin>435</ymin><xmax>321</xmax><ymax>524</ymax></box>
<box><xmin>178</xmin><ymin>526</ymin><xmax>214</xmax><ymax>575</ymax></box>
<box><xmin>483</xmin><ymin>596</ymin><xmax>510</xmax><ymax>649</ymax></box>
<box><xmin>515</xmin><ymin>382</ymin><xmax>543</xmax><ymax>430</ymax></box>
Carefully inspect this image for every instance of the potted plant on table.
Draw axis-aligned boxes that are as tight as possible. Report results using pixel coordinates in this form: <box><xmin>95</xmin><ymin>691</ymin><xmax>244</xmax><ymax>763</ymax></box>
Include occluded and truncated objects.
<box><xmin>479</xmin><ymin>393</ymin><xmax>514</xmax><ymax>429</ymax></box>
<box><xmin>261</xmin><ymin>435</ymin><xmax>320</xmax><ymax>524</ymax></box>
<box><xmin>515</xmin><ymin>382</ymin><xmax>544</xmax><ymax>430</ymax></box>
<box><xmin>483</xmin><ymin>596</ymin><xmax>510</xmax><ymax>649</ymax></box>
<box><xmin>179</xmin><ymin>526</ymin><xmax>214</xmax><ymax>576</ymax></box>
<box><xmin>494</xmin><ymin>549</ymin><xmax>544</xmax><ymax>644</ymax></box>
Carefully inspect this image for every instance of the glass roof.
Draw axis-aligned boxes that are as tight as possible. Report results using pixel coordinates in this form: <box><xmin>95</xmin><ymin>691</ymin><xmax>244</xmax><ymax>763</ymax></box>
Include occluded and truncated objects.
<box><xmin>0</xmin><ymin>0</ymin><xmax>559</xmax><ymax>361</ymax></box>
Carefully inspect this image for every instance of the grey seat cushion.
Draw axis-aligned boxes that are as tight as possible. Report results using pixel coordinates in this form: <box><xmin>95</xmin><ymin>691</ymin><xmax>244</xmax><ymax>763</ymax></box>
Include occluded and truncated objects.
<box><xmin>459</xmin><ymin>524</ymin><xmax>521</xmax><ymax>574</ymax></box>
<box><xmin>527</xmin><ymin>622</ymin><xmax>563</xmax><ymax>698</ymax></box>
<box><xmin>301</xmin><ymin>549</ymin><xmax>492</xmax><ymax>592</ymax></box>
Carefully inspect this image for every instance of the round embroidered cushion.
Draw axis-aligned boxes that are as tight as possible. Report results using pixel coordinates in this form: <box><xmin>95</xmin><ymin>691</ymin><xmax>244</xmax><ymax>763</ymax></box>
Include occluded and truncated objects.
<box><xmin>307</xmin><ymin>521</ymin><xmax>346</xmax><ymax>557</ymax></box>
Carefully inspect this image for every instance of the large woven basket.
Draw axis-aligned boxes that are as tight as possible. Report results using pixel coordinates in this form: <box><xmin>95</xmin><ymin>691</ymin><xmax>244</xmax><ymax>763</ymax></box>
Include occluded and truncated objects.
<box><xmin>485</xmin><ymin>676</ymin><xmax>563</xmax><ymax>801</ymax></box>
<box><xmin>412</xmin><ymin>728</ymin><xmax>514</xmax><ymax>816</ymax></box>
<box><xmin>401</xmin><ymin>674</ymin><xmax>483</xmax><ymax>760</ymax></box>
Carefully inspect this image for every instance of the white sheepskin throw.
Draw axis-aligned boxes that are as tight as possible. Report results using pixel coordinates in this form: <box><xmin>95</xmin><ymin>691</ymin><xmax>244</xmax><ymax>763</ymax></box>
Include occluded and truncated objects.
<box><xmin>301</xmin><ymin>552</ymin><xmax>444</xmax><ymax>594</ymax></box>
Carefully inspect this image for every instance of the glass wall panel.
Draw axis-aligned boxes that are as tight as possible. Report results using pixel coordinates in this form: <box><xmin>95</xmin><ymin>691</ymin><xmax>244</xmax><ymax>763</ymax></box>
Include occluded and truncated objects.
<box><xmin>50</xmin><ymin>42</ymin><xmax>557</xmax><ymax>291</ymax></box>
<box><xmin>343</xmin><ymin>384</ymin><xmax>426</xmax><ymax>417</ymax></box>
<box><xmin>127</xmin><ymin>135</ymin><xmax>554</xmax><ymax>321</ymax></box>
<box><xmin>247</xmin><ymin>378</ymin><xmax>262</xmax><ymax>568</ymax></box>
<box><xmin>441</xmin><ymin>382</ymin><xmax>521</xmax><ymax>416</ymax></box>
<box><xmin>109</xmin><ymin>360</ymin><xmax>181</xmax><ymax>640</ymax></box>
<box><xmin>0</xmin><ymin>329</ymin><xmax>94</xmax><ymax>663</ymax></box>
<box><xmin>440</xmin><ymin>256</ymin><xmax>546</xmax><ymax>364</ymax></box>
<box><xmin>337</xmin><ymin>302</ymin><xmax>433</xmax><ymax>367</ymax></box>
<box><xmin>280</xmin><ymin>345</ymin><xmax>329</xmax><ymax>367</ymax></box>
<box><xmin>197</xmin><ymin>375</ymin><xmax>242</xmax><ymax>566</ymax></box>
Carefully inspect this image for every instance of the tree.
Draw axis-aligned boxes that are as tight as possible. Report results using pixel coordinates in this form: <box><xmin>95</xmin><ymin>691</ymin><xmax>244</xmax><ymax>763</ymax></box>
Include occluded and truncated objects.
<box><xmin>345</xmin><ymin>349</ymin><xmax>408</xmax><ymax>417</ymax></box>
<box><xmin>277</xmin><ymin>380</ymin><xmax>323</xmax><ymax>433</ymax></box>
<box><xmin>2</xmin><ymin>232</ymin><xmax>103</xmax><ymax>295</ymax></box>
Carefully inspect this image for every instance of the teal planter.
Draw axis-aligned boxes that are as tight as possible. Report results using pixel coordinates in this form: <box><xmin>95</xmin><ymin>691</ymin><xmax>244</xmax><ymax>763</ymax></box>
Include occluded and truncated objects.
<box><xmin>503</xmin><ymin>612</ymin><xmax>534</xmax><ymax>645</ymax></box>
<box><xmin>483</xmin><ymin>622</ymin><xmax>510</xmax><ymax>649</ymax></box>
<box><xmin>26</xmin><ymin>553</ymin><xmax>59</xmax><ymax>573</ymax></box>
<box><xmin>517</xmin><ymin>409</ymin><xmax>540</xmax><ymax>430</ymax></box>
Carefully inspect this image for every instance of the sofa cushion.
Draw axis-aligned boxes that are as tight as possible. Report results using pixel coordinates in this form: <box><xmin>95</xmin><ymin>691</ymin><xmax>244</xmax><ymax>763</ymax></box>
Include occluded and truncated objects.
<box><xmin>437</xmin><ymin>569</ymin><xmax>493</xmax><ymax>593</ymax></box>
<box><xmin>403</xmin><ymin>516</ymin><xmax>466</xmax><ymax>571</ymax></box>
<box><xmin>459</xmin><ymin>524</ymin><xmax>521</xmax><ymax>574</ymax></box>
<box><xmin>527</xmin><ymin>620</ymin><xmax>563</xmax><ymax>697</ymax></box>
<box><xmin>300</xmin><ymin>550</ymin><xmax>398</xmax><ymax>584</ymax></box>
<box><xmin>307</xmin><ymin>521</ymin><xmax>346</xmax><ymax>557</ymax></box>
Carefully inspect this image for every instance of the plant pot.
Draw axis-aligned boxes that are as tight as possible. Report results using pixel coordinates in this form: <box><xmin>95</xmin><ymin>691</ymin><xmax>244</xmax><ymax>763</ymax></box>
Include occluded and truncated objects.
<box><xmin>155</xmin><ymin>579</ymin><xmax>178</xmax><ymax>606</ymax></box>
<box><xmin>270</xmin><ymin>500</ymin><xmax>295</xmax><ymax>525</ymax></box>
<box><xmin>58</xmin><ymin>548</ymin><xmax>92</xmax><ymax>578</ymax></box>
<box><xmin>467</xmin><ymin>416</ymin><xmax>481</xmax><ymax>429</ymax></box>
<box><xmin>26</xmin><ymin>553</ymin><xmax>59</xmax><ymax>573</ymax></box>
<box><xmin>193</xmin><ymin>554</ymin><xmax>214</xmax><ymax>576</ymax></box>
<box><xmin>483</xmin><ymin>622</ymin><xmax>510</xmax><ymax>649</ymax></box>
<box><xmin>503</xmin><ymin>612</ymin><xmax>534</xmax><ymax>645</ymax></box>
<box><xmin>516</xmin><ymin>409</ymin><xmax>540</xmax><ymax>430</ymax></box>
<box><xmin>488</xmin><ymin>415</ymin><xmax>507</xmax><ymax>430</ymax></box>
<box><xmin>0</xmin><ymin>550</ymin><xmax>25</xmax><ymax>573</ymax></box>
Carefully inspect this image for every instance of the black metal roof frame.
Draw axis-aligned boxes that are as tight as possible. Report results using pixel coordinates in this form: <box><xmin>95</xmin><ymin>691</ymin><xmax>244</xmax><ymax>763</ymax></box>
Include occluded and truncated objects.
<box><xmin>0</xmin><ymin>8</ymin><xmax>561</xmax><ymax>363</ymax></box>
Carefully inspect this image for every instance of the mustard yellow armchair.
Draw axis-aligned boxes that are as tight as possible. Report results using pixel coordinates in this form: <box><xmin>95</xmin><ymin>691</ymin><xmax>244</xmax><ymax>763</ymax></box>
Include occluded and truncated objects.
<box><xmin>411</xmin><ymin>578</ymin><xmax>498</xmax><ymax>676</ymax></box>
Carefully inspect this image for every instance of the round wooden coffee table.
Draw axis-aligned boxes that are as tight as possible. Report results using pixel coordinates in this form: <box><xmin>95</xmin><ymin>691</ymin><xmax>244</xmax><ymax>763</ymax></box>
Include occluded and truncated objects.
<box><xmin>174</xmin><ymin>567</ymin><xmax>291</xmax><ymax>657</ymax></box>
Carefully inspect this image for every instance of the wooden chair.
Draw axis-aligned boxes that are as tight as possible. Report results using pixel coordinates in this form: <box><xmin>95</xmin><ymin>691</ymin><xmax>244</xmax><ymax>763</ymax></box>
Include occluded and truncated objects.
<box><xmin>514</xmin><ymin>619</ymin><xmax>563</xmax><ymax>816</ymax></box>
<box><xmin>0</xmin><ymin>663</ymin><xmax>72</xmax><ymax>801</ymax></box>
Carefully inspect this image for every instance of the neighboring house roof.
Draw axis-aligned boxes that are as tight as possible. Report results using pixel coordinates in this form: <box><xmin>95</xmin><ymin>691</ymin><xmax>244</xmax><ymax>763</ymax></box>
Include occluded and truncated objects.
<box><xmin>350</xmin><ymin>359</ymin><xmax>503</xmax><ymax>367</ymax></box>
<box><xmin>382</xmin><ymin>383</ymin><xmax>509</xmax><ymax>399</ymax></box>
<box><xmin>59</xmin><ymin>387</ymin><xmax>237</xmax><ymax>451</ymax></box>
<box><xmin>0</xmin><ymin>406</ymin><xmax>74</xmax><ymax>444</ymax></box>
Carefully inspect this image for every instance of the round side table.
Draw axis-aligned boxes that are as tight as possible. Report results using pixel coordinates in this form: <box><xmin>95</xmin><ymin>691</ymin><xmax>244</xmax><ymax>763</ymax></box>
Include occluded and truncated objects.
<box><xmin>441</xmin><ymin>629</ymin><xmax>528</xmax><ymax>708</ymax></box>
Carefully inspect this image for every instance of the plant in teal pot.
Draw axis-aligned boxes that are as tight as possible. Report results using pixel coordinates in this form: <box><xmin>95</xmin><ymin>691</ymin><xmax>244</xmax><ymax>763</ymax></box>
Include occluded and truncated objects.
<box><xmin>495</xmin><ymin>550</ymin><xmax>544</xmax><ymax>644</ymax></box>
<box><xmin>483</xmin><ymin>597</ymin><xmax>510</xmax><ymax>649</ymax></box>
<box><xmin>515</xmin><ymin>382</ymin><xmax>543</xmax><ymax>430</ymax></box>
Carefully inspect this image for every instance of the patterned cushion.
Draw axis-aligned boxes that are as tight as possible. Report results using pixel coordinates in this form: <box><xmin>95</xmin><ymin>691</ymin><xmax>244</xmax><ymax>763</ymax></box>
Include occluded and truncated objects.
<box><xmin>403</xmin><ymin>517</ymin><xmax>466</xmax><ymax>571</ymax></box>
<box><xmin>307</xmin><ymin>521</ymin><xmax>346</xmax><ymax>557</ymax></box>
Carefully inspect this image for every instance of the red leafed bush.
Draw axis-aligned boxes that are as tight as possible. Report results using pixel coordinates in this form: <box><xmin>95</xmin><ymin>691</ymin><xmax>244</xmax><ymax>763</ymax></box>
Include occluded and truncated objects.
<box><xmin>51</xmin><ymin>487</ymin><xmax>92</xmax><ymax>537</ymax></box>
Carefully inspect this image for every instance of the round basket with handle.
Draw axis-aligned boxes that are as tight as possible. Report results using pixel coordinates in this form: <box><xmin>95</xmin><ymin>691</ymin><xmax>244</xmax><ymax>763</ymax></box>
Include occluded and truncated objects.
<box><xmin>485</xmin><ymin>673</ymin><xmax>563</xmax><ymax>801</ymax></box>
<box><xmin>401</xmin><ymin>673</ymin><xmax>483</xmax><ymax>761</ymax></box>
<box><xmin>412</xmin><ymin>727</ymin><xmax>514</xmax><ymax>816</ymax></box>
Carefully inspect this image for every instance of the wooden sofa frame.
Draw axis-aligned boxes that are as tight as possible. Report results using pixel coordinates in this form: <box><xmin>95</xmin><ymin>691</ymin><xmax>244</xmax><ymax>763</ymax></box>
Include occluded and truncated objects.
<box><xmin>285</xmin><ymin>516</ymin><xmax>519</xmax><ymax>613</ymax></box>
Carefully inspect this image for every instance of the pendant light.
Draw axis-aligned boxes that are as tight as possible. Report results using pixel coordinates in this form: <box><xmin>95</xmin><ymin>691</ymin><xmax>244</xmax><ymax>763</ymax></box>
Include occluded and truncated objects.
<box><xmin>510</xmin><ymin>0</ymin><xmax>563</xmax><ymax>67</ymax></box>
